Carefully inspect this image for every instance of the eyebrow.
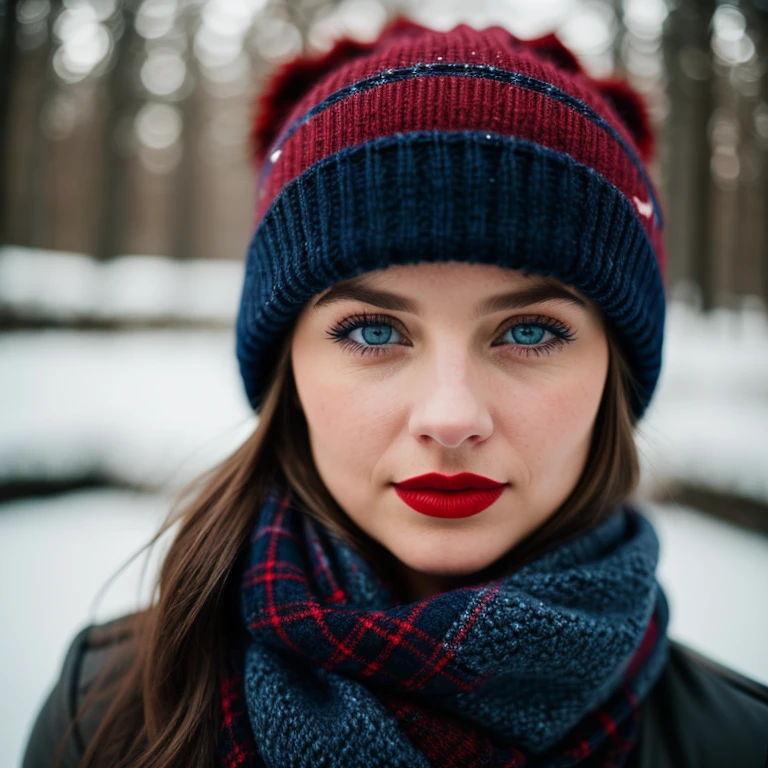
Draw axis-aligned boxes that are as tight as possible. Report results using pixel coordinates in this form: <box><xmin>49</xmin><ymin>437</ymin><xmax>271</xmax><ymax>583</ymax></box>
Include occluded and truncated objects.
<box><xmin>312</xmin><ymin>277</ymin><xmax>587</xmax><ymax>317</ymax></box>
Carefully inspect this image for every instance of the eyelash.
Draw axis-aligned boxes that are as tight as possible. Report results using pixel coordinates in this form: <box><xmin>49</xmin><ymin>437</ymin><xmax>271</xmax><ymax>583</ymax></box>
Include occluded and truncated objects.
<box><xmin>325</xmin><ymin>312</ymin><xmax>576</xmax><ymax>358</ymax></box>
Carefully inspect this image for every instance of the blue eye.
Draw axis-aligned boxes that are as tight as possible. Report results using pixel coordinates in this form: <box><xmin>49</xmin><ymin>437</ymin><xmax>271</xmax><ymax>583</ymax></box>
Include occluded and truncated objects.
<box><xmin>325</xmin><ymin>313</ymin><xmax>407</xmax><ymax>356</ymax></box>
<box><xmin>503</xmin><ymin>323</ymin><xmax>554</xmax><ymax>346</ymax></box>
<box><xmin>350</xmin><ymin>324</ymin><xmax>402</xmax><ymax>346</ymax></box>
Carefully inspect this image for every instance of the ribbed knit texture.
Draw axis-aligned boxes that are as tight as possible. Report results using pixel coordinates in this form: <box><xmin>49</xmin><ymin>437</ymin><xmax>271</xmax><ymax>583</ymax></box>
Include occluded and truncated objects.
<box><xmin>236</xmin><ymin>21</ymin><xmax>667</xmax><ymax>417</ymax></box>
<box><xmin>218</xmin><ymin>488</ymin><xmax>670</xmax><ymax>768</ymax></box>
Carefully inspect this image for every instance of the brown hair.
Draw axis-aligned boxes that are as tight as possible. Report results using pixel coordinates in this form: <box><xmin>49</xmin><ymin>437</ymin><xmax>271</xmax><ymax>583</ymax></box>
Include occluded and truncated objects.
<box><xmin>60</xmin><ymin>325</ymin><xmax>639</xmax><ymax>768</ymax></box>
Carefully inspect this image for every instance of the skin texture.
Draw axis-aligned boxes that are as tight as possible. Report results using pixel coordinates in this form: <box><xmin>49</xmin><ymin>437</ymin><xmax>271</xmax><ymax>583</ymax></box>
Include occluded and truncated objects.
<box><xmin>290</xmin><ymin>262</ymin><xmax>609</xmax><ymax>601</ymax></box>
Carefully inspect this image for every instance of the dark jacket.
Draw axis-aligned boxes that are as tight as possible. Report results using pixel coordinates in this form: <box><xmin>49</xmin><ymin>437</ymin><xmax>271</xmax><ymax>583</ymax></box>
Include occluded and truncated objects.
<box><xmin>23</xmin><ymin>614</ymin><xmax>768</xmax><ymax>768</ymax></box>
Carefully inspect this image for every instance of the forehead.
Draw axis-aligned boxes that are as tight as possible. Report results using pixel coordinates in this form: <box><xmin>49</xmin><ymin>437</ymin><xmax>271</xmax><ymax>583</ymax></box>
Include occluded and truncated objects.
<box><xmin>312</xmin><ymin>264</ymin><xmax>590</xmax><ymax>317</ymax></box>
<box><xmin>319</xmin><ymin>262</ymin><xmax>537</xmax><ymax>293</ymax></box>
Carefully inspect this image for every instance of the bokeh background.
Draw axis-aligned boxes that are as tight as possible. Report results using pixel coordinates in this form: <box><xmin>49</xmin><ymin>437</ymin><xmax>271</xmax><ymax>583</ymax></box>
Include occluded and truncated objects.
<box><xmin>2</xmin><ymin>0</ymin><xmax>767</xmax><ymax>764</ymax></box>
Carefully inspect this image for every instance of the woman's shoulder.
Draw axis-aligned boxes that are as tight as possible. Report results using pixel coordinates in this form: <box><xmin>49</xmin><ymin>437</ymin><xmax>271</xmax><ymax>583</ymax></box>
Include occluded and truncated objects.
<box><xmin>633</xmin><ymin>640</ymin><xmax>768</xmax><ymax>768</ymax></box>
<box><xmin>22</xmin><ymin>613</ymin><xmax>138</xmax><ymax>768</ymax></box>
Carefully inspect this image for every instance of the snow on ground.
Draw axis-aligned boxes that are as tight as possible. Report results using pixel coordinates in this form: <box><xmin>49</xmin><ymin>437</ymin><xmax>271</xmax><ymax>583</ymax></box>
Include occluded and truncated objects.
<box><xmin>0</xmin><ymin>329</ymin><xmax>256</xmax><ymax>490</ymax></box>
<box><xmin>0</xmin><ymin>246</ymin><xmax>243</xmax><ymax>325</ymax></box>
<box><xmin>0</xmin><ymin>491</ymin><xmax>170</xmax><ymax>768</ymax></box>
<box><xmin>1</xmin><ymin>490</ymin><xmax>766</xmax><ymax>768</ymax></box>
<box><xmin>637</xmin><ymin>299</ymin><xmax>768</xmax><ymax>504</ymax></box>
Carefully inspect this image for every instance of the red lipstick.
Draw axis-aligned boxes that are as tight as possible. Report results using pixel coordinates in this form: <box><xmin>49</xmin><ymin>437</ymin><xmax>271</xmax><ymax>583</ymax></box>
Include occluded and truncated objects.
<box><xmin>393</xmin><ymin>472</ymin><xmax>506</xmax><ymax>519</ymax></box>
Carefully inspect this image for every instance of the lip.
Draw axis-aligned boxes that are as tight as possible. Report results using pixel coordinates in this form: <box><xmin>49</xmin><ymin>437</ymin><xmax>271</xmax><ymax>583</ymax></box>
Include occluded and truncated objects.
<box><xmin>394</xmin><ymin>472</ymin><xmax>506</xmax><ymax>491</ymax></box>
<box><xmin>393</xmin><ymin>473</ymin><xmax>507</xmax><ymax>519</ymax></box>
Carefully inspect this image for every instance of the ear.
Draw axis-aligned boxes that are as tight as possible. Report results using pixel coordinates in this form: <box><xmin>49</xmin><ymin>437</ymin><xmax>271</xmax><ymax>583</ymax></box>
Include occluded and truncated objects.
<box><xmin>250</xmin><ymin>15</ymin><xmax>430</xmax><ymax>165</ymax></box>
<box><xmin>525</xmin><ymin>32</ymin><xmax>585</xmax><ymax>75</ymax></box>
<box><xmin>593</xmin><ymin>77</ymin><xmax>656</xmax><ymax>163</ymax></box>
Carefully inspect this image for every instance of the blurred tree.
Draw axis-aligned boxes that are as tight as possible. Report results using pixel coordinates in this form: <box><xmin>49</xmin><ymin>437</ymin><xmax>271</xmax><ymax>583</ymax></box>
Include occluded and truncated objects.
<box><xmin>0</xmin><ymin>0</ymin><xmax>19</xmax><ymax>244</ymax></box>
<box><xmin>663</xmin><ymin>0</ymin><xmax>717</xmax><ymax>308</ymax></box>
<box><xmin>97</xmin><ymin>0</ymin><xmax>142</xmax><ymax>260</ymax></box>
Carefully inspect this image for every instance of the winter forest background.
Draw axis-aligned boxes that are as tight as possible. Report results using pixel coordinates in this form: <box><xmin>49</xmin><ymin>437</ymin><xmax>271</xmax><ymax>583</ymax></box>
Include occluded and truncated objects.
<box><xmin>2</xmin><ymin>0</ymin><xmax>768</xmax><ymax>763</ymax></box>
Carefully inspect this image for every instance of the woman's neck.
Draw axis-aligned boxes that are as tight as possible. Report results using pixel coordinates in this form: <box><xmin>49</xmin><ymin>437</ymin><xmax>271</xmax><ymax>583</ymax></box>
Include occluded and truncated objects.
<box><xmin>394</xmin><ymin>564</ymin><xmax>476</xmax><ymax>602</ymax></box>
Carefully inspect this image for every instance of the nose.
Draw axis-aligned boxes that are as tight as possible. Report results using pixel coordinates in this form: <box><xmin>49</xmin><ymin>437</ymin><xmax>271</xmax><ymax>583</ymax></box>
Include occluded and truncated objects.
<box><xmin>408</xmin><ymin>348</ymin><xmax>493</xmax><ymax>449</ymax></box>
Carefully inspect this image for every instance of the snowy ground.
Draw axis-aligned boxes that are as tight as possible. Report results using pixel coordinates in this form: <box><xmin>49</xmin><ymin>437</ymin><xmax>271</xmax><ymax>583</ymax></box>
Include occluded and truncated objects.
<box><xmin>0</xmin><ymin>246</ymin><xmax>243</xmax><ymax>326</ymax></box>
<box><xmin>2</xmin><ymin>491</ymin><xmax>766</xmax><ymax>768</ymax></box>
<box><xmin>637</xmin><ymin>299</ymin><xmax>768</xmax><ymax>504</ymax></box>
<box><xmin>0</xmin><ymin>491</ymin><xmax>170</xmax><ymax>768</ymax></box>
<box><xmin>0</xmin><ymin>328</ymin><xmax>256</xmax><ymax>491</ymax></box>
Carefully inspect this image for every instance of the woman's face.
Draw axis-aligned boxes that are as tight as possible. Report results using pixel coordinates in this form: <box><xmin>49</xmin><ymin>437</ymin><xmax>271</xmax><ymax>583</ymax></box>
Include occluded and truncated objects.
<box><xmin>291</xmin><ymin>262</ymin><xmax>609</xmax><ymax>598</ymax></box>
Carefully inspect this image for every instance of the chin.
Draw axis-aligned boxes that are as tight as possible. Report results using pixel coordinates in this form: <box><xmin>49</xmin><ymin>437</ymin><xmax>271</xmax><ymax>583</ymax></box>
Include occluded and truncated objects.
<box><xmin>390</xmin><ymin>538</ymin><xmax>508</xmax><ymax>579</ymax></box>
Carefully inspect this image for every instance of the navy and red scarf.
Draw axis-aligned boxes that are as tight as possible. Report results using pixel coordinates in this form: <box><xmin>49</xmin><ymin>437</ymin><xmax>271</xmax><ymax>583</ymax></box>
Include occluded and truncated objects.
<box><xmin>218</xmin><ymin>487</ymin><xmax>669</xmax><ymax>768</ymax></box>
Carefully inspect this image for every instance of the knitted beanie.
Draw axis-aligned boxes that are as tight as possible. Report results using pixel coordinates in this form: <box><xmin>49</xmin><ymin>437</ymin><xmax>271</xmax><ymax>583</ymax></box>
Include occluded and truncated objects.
<box><xmin>236</xmin><ymin>17</ymin><xmax>666</xmax><ymax>417</ymax></box>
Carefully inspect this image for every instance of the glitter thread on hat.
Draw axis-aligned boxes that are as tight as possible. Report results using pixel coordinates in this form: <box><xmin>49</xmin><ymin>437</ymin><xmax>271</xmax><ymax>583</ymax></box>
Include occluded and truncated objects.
<box><xmin>236</xmin><ymin>17</ymin><xmax>666</xmax><ymax>417</ymax></box>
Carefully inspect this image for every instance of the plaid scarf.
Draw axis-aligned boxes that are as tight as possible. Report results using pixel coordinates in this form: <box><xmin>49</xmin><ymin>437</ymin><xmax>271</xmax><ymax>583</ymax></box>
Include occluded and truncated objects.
<box><xmin>219</xmin><ymin>488</ymin><xmax>669</xmax><ymax>768</ymax></box>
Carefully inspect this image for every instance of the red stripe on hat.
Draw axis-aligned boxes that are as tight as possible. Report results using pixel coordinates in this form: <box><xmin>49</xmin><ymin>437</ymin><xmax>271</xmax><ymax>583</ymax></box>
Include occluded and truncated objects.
<box><xmin>257</xmin><ymin>74</ymin><xmax>658</xmax><ymax>246</ymax></box>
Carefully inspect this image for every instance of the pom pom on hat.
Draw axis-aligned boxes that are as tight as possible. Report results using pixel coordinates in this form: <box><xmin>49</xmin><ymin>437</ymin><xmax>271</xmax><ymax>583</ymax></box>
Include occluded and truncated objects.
<box><xmin>250</xmin><ymin>16</ymin><xmax>433</xmax><ymax>165</ymax></box>
<box><xmin>249</xmin><ymin>37</ymin><xmax>373</xmax><ymax>165</ymax></box>
<box><xmin>592</xmin><ymin>77</ymin><xmax>656</xmax><ymax>164</ymax></box>
<box><xmin>525</xmin><ymin>32</ymin><xmax>585</xmax><ymax>75</ymax></box>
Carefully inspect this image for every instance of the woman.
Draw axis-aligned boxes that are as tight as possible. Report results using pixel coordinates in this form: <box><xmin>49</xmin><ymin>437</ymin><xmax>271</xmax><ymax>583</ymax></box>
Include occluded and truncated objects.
<box><xmin>23</xmin><ymin>17</ymin><xmax>768</xmax><ymax>768</ymax></box>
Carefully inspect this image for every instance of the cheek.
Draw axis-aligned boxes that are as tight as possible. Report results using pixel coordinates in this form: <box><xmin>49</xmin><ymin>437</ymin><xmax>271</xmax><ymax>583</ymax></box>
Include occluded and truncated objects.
<box><xmin>291</xmin><ymin>344</ymin><xmax>396</xmax><ymax>480</ymax></box>
<box><xmin>503</xmin><ymin>356</ymin><xmax>607</xmax><ymax>481</ymax></box>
